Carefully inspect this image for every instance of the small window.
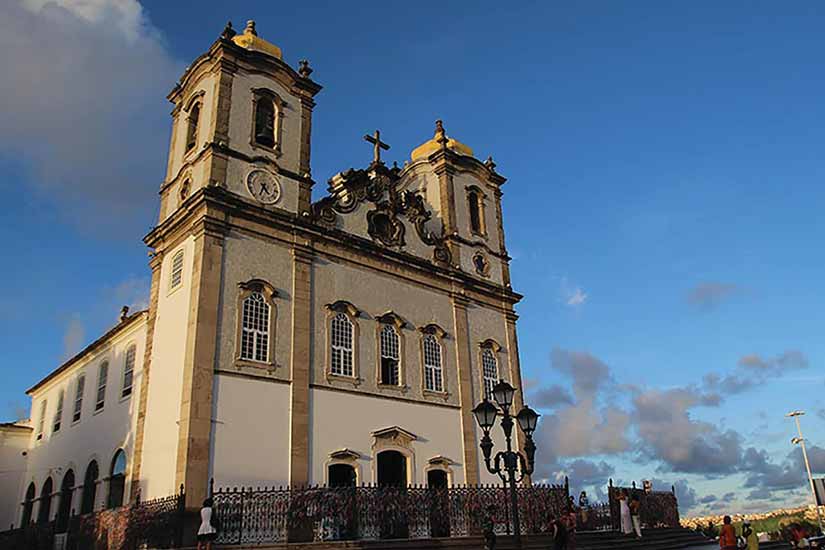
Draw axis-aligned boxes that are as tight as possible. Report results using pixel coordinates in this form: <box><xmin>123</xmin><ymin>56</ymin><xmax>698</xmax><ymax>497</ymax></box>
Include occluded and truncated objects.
<box><xmin>482</xmin><ymin>348</ymin><xmax>498</xmax><ymax>399</ymax></box>
<box><xmin>240</xmin><ymin>292</ymin><xmax>270</xmax><ymax>362</ymax></box>
<box><xmin>73</xmin><ymin>376</ymin><xmax>85</xmax><ymax>423</ymax></box>
<box><xmin>468</xmin><ymin>190</ymin><xmax>484</xmax><ymax>235</ymax></box>
<box><xmin>380</xmin><ymin>324</ymin><xmax>400</xmax><ymax>385</ymax></box>
<box><xmin>185</xmin><ymin>102</ymin><xmax>200</xmax><ymax>151</ymax></box>
<box><xmin>254</xmin><ymin>96</ymin><xmax>276</xmax><ymax>147</ymax></box>
<box><xmin>170</xmin><ymin>250</ymin><xmax>184</xmax><ymax>290</ymax></box>
<box><xmin>95</xmin><ymin>362</ymin><xmax>108</xmax><ymax>411</ymax></box>
<box><xmin>36</xmin><ymin>400</ymin><xmax>47</xmax><ymax>440</ymax></box>
<box><xmin>330</xmin><ymin>312</ymin><xmax>354</xmax><ymax>377</ymax></box>
<box><xmin>122</xmin><ymin>345</ymin><xmax>136</xmax><ymax>398</ymax></box>
<box><xmin>53</xmin><ymin>390</ymin><xmax>64</xmax><ymax>433</ymax></box>
<box><xmin>107</xmin><ymin>450</ymin><xmax>127</xmax><ymax>509</ymax></box>
<box><xmin>423</xmin><ymin>335</ymin><xmax>444</xmax><ymax>392</ymax></box>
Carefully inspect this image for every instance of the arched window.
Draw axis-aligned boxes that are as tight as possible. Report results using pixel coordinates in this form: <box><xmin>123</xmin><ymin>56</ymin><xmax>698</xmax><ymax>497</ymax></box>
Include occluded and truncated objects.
<box><xmin>379</xmin><ymin>324</ymin><xmax>400</xmax><ymax>385</ymax></box>
<box><xmin>240</xmin><ymin>292</ymin><xmax>270</xmax><ymax>362</ymax></box>
<box><xmin>72</xmin><ymin>375</ymin><xmax>85</xmax><ymax>423</ymax></box>
<box><xmin>36</xmin><ymin>399</ymin><xmax>47</xmax><ymax>440</ymax></box>
<box><xmin>185</xmin><ymin>102</ymin><xmax>200</xmax><ymax>151</ymax></box>
<box><xmin>53</xmin><ymin>390</ymin><xmax>64</xmax><ymax>433</ymax></box>
<box><xmin>254</xmin><ymin>96</ymin><xmax>276</xmax><ymax>147</ymax></box>
<box><xmin>107</xmin><ymin>450</ymin><xmax>126</xmax><ymax>509</ymax></box>
<box><xmin>95</xmin><ymin>362</ymin><xmax>108</xmax><ymax>411</ymax></box>
<box><xmin>330</xmin><ymin>313</ymin><xmax>354</xmax><ymax>377</ymax></box>
<box><xmin>37</xmin><ymin>477</ymin><xmax>53</xmax><ymax>523</ymax></box>
<box><xmin>482</xmin><ymin>348</ymin><xmax>498</xmax><ymax>400</ymax></box>
<box><xmin>423</xmin><ymin>335</ymin><xmax>443</xmax><ymax>393</ymax></box>
<box><xmin>56</xmin><ymin>469</ymin><xmax>75</xmax><ymax>532</ymax></box>
<box><xmin>21</xmin><ymin>482</ymin><xmax>35</xmax><ymax>526</ymax></box>
<box><xmin>467</xmin><ymin>189</ymin><xmax>485</xmax><ymax>235</ymax></box>
<box><xmin>121</xmin><ymin>345</ymin><xmax>136</xmax><ymax>398</ymax></box>
<box><xmin>80</xmin><ymin>460</ymin><xmax>99</xmax><ymax>514</ymax></box>
<box><xmin>170</xmin><ymin>249</ymin><xmax>184</xmax><ymax>291</ymax></box>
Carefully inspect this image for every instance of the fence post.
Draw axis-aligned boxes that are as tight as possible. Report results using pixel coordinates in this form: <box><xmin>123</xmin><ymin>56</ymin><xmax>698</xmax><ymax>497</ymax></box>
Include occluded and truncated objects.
<box><xmin>176</xmin><ymin>484</ymin><xmax>185</xmax><ymax>548</ymax></box>
<box><xmin>238</xmin><ymin>486</ymin><xmax>244</xmax><ymax>545</ymax></box>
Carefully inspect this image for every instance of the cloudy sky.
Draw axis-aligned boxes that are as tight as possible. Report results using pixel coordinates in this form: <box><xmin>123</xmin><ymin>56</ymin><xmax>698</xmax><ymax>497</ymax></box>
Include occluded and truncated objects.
<box><xmin>1</xmin><ymin>0</ymin><xmax>823</xmax><ymax>516</ymax></box>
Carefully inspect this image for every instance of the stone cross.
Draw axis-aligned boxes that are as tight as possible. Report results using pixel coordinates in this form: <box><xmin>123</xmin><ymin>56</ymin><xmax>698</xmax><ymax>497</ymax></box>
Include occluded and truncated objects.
<box><xmin>363</xmin><ymin>130</ymin><xmax>390</xmax><ymax>164</ymax></box>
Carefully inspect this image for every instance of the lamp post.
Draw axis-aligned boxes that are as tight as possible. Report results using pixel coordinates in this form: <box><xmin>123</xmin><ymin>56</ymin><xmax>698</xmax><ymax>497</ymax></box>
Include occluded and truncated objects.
<box><xmin>786</xmin><ymin>410</ymin><xmax>823</xmax><ymax>532</ymax></box>
<box><xmin>472</xmin><ymin>380</ymin><xmax>540</xmax><ymax>549</ymax></box>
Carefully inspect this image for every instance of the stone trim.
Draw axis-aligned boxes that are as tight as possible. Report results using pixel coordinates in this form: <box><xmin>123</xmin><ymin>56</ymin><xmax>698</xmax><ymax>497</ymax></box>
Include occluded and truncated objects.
<box><xmin>234</xmin><ymin>279</ymin><xmax>278</xmax><ymax>369</ymax></box>
<box><xmin>374</xmin><ymin>312</ymin><xmax>407</xmax><ymax>390</ymax></box>
<box><xmin>308</xmin><ymin>383</ymin><xmax>460</xmax><ymax>410</ymax></box>
<box><xmin>324</xmin><ymin>301</ymin><xmax>361</xmax><ymax>383</ymax></box>
<box><xmin>451</xmin><ymin>297</ymin><xmax>480</xmax><ymax>484</ymax></box>
<box><xmin>476</xmin><ymin>339</ymin><xmax>503</xmax><ymax>402</ymax></box>
<box><xmin>288</xmin><ymin>244</ymin><xmax>313</xmax><ymax>486</ymax></box>
<box><xmin>418</xmin><ymin>325</ymin><xmax>449</xmax><ymax>397</ymax></box>
<box><xmin>249</xmin><ymin>87</ymin><xmax>285</xmax><ymax>157</ymax></box>
<box><xmin>503</xmin><ymin>313</ymin><xmax>528</xmax><ymax>484</ymax></box>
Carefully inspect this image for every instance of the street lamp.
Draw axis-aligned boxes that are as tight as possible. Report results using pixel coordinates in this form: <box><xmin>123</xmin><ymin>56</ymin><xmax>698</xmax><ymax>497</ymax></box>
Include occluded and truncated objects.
<box><xmin>786</xmin><ymin>411</ymin><xmax>823</xmax><ymax>532</ymax></box>
<box><xmin>472</xmin><ymin>380</ymin><xmax>540</xmax><ymax>549</ymax></box>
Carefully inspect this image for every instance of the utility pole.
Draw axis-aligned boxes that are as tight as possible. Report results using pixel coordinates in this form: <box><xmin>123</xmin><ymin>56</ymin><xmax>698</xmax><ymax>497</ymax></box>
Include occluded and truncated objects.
<box><xmin>787</xmin><ymin>411</ymin><xmax>824</xmax><ymax>532</ymax></box>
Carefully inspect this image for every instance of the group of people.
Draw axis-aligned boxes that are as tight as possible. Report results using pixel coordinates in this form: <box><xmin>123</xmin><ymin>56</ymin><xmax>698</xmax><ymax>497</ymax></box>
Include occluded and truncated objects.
<box><xmin>617</xmin><ymin>489</ymin><xmax>642</xmax><ymax>538</ymax></box>
<box><xmin>719</xmin><ymin>515</ymin><xmax>759</xmax><ymax>550</ymax></box>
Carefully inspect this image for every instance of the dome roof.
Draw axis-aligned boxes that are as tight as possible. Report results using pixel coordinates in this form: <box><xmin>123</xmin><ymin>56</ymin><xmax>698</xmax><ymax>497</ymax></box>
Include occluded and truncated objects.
<box><xmin>411</xmin><ymin>120</ymin><xmax>473</xmax><ymax>161</ymax></box>
<box><xmin>232</xmin><ymin>20</ymin><xmax>282</xmax><ymax>60</ymax></box>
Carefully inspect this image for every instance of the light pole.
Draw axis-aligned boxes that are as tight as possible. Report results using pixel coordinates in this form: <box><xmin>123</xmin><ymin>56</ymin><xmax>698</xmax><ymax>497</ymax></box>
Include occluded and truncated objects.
<box><xmin>786</xmin><ymin>410</ymin><xmax>823</xmax><ymax>532</ymax></box>
<box><xmin>472</xmin><ymin>380</ymin><xmax>540</xmax><ymax>549</ymax></box>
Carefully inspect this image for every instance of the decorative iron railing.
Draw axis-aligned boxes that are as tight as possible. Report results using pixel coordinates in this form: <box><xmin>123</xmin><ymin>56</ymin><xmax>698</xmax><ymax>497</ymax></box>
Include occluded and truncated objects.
<box><xmin>607</xmin><ymin>480</ymin><xmax>680</xmax><ymax>530</ymax></box>
<box><xmin>211</xmin><ymin>482</ymin><xmax>569</xmax><ymax>545</ymax></box>
<box><xmin>0</xmin><ymin>486</ymin><xmax>185</xmax><ymax>550</ymax></box>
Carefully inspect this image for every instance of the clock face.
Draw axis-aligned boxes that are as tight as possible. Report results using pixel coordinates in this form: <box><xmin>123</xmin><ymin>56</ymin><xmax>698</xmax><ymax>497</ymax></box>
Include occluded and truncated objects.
<box><xmin>246</xmin><ymin>169</ymin><xmax>281</xmax><ymax>205</ymax></box>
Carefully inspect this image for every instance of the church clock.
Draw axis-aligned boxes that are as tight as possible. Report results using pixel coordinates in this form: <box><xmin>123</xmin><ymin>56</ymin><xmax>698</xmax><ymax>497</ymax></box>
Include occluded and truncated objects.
<box><xmin>246</xmin><ymin>169</ymin><xmax>282</xmax><ymax>205</ymax></box>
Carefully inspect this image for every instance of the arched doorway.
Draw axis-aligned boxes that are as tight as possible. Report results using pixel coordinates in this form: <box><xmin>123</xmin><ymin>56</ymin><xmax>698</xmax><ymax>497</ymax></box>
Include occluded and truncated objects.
<box><xmin>377</xmin><ymin>450</ymin><xmax>407</xmax><ymax>487</ymax></box>
<box><xmin>21</xmin><ymin>483</ymin><xmax>35</xmax><ymax>526</ymax></box>
<box><xmin>81</xmin><ymin>461</ymin><xmax>99</xmax><ymax>514</ymax></box>
<box><xmin>328</xmin><ymin>464</ymin><xmax>357</xmax><ymax>487</ymax></box>
<box><xmin>37</xmin><ymin>477</ymin><xmax>53</xmax><ymax>524</ymax></box>
<box><xmin>427</xmin><ymin>470</ymin><xmax>450</xmax><ymax>537</ymax></box>
<box><xmin>56</xmin><ymin>470</ymin><xmax>75</xmax><ymax>532</ymax></box>
<box><xmin>427</xmin><ymin>469</ymin><xmax>448</xmax><ymax>488</ymax></box>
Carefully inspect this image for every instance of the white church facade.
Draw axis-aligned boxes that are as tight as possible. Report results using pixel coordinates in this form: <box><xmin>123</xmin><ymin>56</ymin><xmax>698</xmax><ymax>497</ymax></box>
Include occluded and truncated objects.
<box><xmin>0</xmin><ymin>20</ymin><xmax>528</xmax><ymax>526</ymax></box>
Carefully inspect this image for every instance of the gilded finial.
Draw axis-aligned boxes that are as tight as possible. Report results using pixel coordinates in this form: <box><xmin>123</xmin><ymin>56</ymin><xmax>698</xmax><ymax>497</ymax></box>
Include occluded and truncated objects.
<box><xmin>221</xmin><ymin>21</ymin><xmax>236</xmax><ymax>40</ymax></box>
<box><xmin>244</xmin><ymin>20</ymin><xmax>258</xmax><ymax>36</ymax></box>
<box><xmin>299</xmin><ymin>59</ymin><xmax>313</xmax><ymax>78</ymax></box>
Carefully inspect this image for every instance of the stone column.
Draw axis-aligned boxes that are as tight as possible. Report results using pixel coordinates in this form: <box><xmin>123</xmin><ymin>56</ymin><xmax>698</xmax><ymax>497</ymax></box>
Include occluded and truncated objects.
<box><xmin>289</xmin><ymin>244</ymin><xmax>313</xmax><ymax>485</ymax></box>
<box><xmin>175</xmin><ymin>219</ymin><xmax>225</xmax><ymax>508</ymax></box>
<box><xmin>451</xmin><ymin>294</ymin><xmax>480</xmax><ymax>484</ymax></box>
<box><xmin>129</xmin><ymin>254</ymin><xmax>162</xmax><ymax>501</ymax></box>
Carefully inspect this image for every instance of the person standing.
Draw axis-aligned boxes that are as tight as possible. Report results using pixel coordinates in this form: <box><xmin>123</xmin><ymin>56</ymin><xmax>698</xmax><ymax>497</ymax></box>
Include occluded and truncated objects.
<box><xmin>720</xmin><ymin>516</ymin><xmax>737</xmax><ymax>550</ymax></box>
<box><xmin>618</xmin><ymin>490</ymin><xmax>633</xmax><ymax>535</ymax></box>
<box><xmin>743</xmin><ymin>521</ymin><xmax>759</xmax><ymax>550</ymax></box>
<box><xmin>553</xmin><ymin>516</ymin><xmax>568</xmax><ymax>550</ymax></box>
<box><xmin>629</xmin><ymin>494</ymin><xmax>642</xmax><ymax>538</ymax></box>
<box><xmin>197</xmin><ymin>498</ymin><xmax>217</xmax><ymax>550</ymax></box>
<box><xmin>579</xmin><ymin>491</ymin><xmax>589</xmax><ymax>528</ymax></box>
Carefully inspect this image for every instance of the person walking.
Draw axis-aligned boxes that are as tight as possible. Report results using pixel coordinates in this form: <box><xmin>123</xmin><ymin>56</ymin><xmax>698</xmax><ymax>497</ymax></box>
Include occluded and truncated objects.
<box><xmin>197</xmin><ymin>497</ymin><xmax>217</xmax><ymax>550</ymax></box>
<box><xmin>618</xmin><ymin>490</ymin><xmax>633</xmax><ymax>535</ymax></box>
<box><xmin>629</xmin><ymin>494</ymin><xmax>642</xmax><ymax>538</ymax></box>
<box><xmin>720</xmin><ymin>516</ymin><xmax>737</xmax><ymax>550</ymax></box>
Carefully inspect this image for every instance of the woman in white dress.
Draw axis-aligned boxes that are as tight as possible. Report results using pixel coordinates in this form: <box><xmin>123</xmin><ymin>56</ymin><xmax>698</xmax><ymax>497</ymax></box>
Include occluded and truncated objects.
<box><xmin>618</xmin><ymin>490</ymin><xmax>633</xmax><ymax>535</ymax></box>
<box><xmin>197</xmin><ymin>498</ymin><xmax>217</xmax><ymax>550</ymax></box>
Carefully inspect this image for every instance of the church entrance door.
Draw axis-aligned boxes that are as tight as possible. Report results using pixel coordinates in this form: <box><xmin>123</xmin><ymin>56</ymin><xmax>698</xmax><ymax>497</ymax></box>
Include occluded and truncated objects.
<box><xmin>376</xmin><ymin>451</ymin><xmax>408</xmax><ymax>539</ymax></box>
<box><xmin>328</xmin><ymin>464</ymin><xmax>358</xmax><ymax>540</ymax></box>
<box><xmin>426</xmin><ymin>470</ymin><xmax>450</xmax><ymax>537</ymax></box>
<box><xmin>328</xmin><ymin>464</ymin><xmax>357</xmax><ymax>487</ymax></box>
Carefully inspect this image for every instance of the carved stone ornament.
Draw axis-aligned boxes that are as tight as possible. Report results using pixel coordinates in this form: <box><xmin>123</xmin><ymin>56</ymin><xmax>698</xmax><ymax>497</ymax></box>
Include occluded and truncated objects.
<box><xmin>371</xmin><ymin>426</ymin><xmax>418</xmax><ymax>451</ymax></box>
<box><xmin>473</xmin><ymin>252</ymin><xmax>490</xmax><ymax>277</ymax></box>
<box><xmin>246</xmin><ymin>168</ymin><xmax>281</xmax><ymax>205</ymax></box>
<box><xmin>367</xmin><ymin>206</ymin><xmax>405</xmax><ymax>247</ymax></box>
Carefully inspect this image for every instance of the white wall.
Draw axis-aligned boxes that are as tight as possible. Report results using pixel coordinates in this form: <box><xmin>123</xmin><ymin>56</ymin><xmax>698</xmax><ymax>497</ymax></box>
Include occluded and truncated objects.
<box><xmin>209</xmin><ymin>373</ymin><xmax>290</xmax><ymax>489</ymax></box>
<box><xmin>0</xmin><ymin>427</ymin><xmax>31</xmax><ymax>529</ymax></box>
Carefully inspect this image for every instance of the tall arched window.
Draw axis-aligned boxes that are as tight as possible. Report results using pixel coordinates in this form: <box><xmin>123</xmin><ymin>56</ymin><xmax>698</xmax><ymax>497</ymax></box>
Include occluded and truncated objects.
<box><xmin>240</xmin><ymin>292</ymin><xmax>270</xmax><ymax>362</ymax></box>
<box><xmin>37</xmin><ymin>477</ymin><xmax>53</xmax><ymax>523</ymax></box>
<box><xmin>170</xmin><ymin>249</ymin><xmax>184</xmax><ymax>291</ymax></box>
<box><xmin>254</xmin><ymin>96</ymin><xmax>276</xmax><ymax>147</ymax></box>
<box><xmin>379</xmin><ymin>324</ymin><xmax>400</xmax><ymax>385</ymax></box>
<box><xmin>482</xmin><ymin>348</ymin><xmax>498</xmax><ymax>400</ymax></box>
<box><xmin>185</xmin><ymin>102</ymin><xmax>200</xmax><ymax>151</ymax></box>
<box><xmin>107</xmin><ymin>450</ymin><xmax>126</xmax><ymax>509</ymax></box>
<box><xmin>72</xmin><ymin>375</ymin><xmax>85</xmax><ymax>423</ymax></box>
<box><xmin>53</xmin><ymin>390</ymin><xmax>64</xmax><ymax>433</ymax></box>
<box><xmin>56</xmin><ymin>469</ymin><xmax>75</xmax><ymax>532</ymax></box>
<box><xmin>330</xmin><ymin>313</ymin><xmax>354</xmax><ymax>377</ymax></box>
<box><xmin>36</xmin><ymin>399</ymin><xmax>47</xmax><ymax>440</ymax></box>
<box><xmin>80</xmin><ymin>460</ymin><xmax>99</xmax><ymax>514</ymax></box>
<box><xmin>423</xmin><ymin>335</ymin><xmax>444</xmax><ymax>393</ymax></box>
<box><xmin>121</xmin><ymin>345</ymin><xmax>136</xmax><ymax>398</ymax></box>
<box><xmin>95</xmin><ymin>362</ymin><xmax>108</xmax><ymax>411</ymax></box>
<box><xmin>21</xmin><ymin>482</ymin><xmax>35</xmax><ymax>526</ymax></box>
<box><xmin>467</xmin><ymin>189</ymin><xmax>485</xmax><ymax>236</ymax></box>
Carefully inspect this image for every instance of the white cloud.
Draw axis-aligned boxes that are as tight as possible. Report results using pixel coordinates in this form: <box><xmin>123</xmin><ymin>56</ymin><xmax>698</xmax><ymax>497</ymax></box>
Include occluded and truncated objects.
<box><xmin>21</xmin><ymin>0</ymin><xmax>147</xmax><ymax>40</ymax></box>
<box><xmin>560</xmin><ymin>276</ymin><xmax>588</xmax><ymax>308</ymax></box>
<box><xmin>61</xmin><ymin>314</ymin><xmax>85</xmax><ymax>359</ymax></box>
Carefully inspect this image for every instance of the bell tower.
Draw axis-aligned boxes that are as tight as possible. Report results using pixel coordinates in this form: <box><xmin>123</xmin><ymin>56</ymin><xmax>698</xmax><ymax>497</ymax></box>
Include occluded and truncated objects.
<box><xmin>158</xmin><ymin>20</ymin><xmax>322</xmax><ymax>222</ymax></box>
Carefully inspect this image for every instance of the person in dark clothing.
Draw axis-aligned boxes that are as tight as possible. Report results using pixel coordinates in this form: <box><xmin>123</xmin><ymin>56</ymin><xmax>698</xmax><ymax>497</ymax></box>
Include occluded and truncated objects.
<box><xmin>553</xmin><ymin>516</ymin><xmax>568</xmax><ymax>550</ymax></box>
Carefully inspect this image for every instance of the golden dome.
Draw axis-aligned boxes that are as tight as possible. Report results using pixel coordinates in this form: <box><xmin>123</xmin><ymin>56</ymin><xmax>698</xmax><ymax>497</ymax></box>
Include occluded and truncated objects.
<box><xmin>411</xmin><ymin>120</ymin><xmax>474</xmax><ymax>161</ymax></box>
<box><xmin>232</xmin><ymin>20</ymin><xmax>282</xmax><ymax>60</ymax></box>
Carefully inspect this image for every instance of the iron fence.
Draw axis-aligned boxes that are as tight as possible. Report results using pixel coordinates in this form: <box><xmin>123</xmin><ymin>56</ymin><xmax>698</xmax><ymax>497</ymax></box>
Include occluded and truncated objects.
<box><xmin>211</xmin><ymin>482</ymin><xmax>569</xmax><ymax>545</ymax></box>
<box><xmin>607</xmin><ymin>480</ymin><xmax>680</xmax><ymax>530</ymax></box>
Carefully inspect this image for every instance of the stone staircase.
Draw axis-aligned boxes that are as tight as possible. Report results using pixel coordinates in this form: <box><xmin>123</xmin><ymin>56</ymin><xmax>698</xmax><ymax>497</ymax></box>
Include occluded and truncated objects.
<box><xmin>213</xmin><ymin>527</ymin><xmax>714</xmax><ymax>550</ymax></box>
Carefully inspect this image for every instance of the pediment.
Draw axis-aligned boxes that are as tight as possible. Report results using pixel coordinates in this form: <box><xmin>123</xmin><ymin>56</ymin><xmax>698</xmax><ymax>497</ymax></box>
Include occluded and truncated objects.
<box><xmin>428</xmin><ymin>455</ymin><xmax>455</xmax><ymax>466</ymax></box>
<box><xmin>371</xmin><ymin>425</ymin><xmax>418</xmax><ymax>444</ymax></box>
<box><xmin>329</xmin><ymin>448</ymin><xmax>361</xmax><ymax>461</ymax></box>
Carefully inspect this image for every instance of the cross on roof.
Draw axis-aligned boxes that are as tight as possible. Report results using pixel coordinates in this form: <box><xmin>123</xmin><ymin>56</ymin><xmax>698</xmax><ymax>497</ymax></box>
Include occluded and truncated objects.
<box><xmin>363</xmin><ymin>129</ymin><xmax>390</xmax><ymax>164</ymax></box>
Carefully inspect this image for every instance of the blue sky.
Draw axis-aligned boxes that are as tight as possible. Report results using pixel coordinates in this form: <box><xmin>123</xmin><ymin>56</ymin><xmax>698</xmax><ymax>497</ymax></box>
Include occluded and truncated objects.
<box><xmin>1</xmin><ymin>0</ymin><xmax>823</xmax><ymax>516</ymax></box>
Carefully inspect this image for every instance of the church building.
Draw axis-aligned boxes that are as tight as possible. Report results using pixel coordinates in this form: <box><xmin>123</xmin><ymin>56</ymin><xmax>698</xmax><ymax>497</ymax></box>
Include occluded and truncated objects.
<box><xmin>0</xmin><ymin>20</ymin><xmax>527</xmax><ymax>524</ymax></box>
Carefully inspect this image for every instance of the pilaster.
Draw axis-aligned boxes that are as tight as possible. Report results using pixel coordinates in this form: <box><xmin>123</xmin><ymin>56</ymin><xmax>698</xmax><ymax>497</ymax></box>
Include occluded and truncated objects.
<box><xmin>175</xmin><ymin>219</ymin><xmax>225</xmax><ymax>508</ymax></box>
<box><xmin>451</xmin><ymin>294</ymin><xmax>480</xmax><ymax>484</ymax></box>
<box><xmin>289</xmin><ymin>242</ymin><xmax>314</xmax><ymax>485</ymax></box>
<box><xmin>503</xmin><ymin>309</ymin><xmax>529</xmax><ymax>484</ymax></box>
